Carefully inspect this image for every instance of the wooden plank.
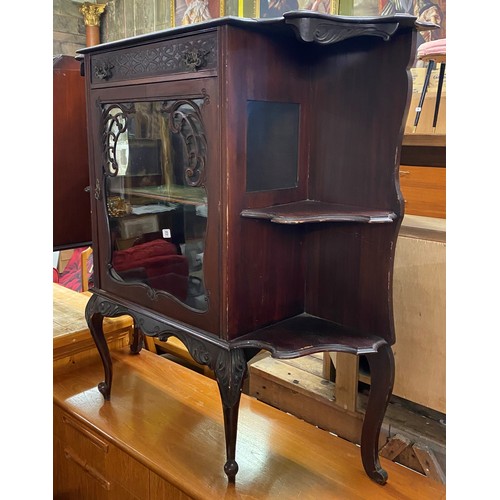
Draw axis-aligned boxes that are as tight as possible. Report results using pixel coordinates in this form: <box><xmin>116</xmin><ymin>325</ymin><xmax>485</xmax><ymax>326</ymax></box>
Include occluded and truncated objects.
<box><xmin>53</xmin><ymin>284</ymin><xmax>134</xmax><ymax>366</ymax></box>
<box><xmin>403</xmin><ymin>134</ymin><xmax>446</xmax><ymax>147</ymax></box>
<box><xmin>380</xmin><ymin>434</ymin><xmax>412</xmax><ymax>461</ymax></box>
<box><xmin>413</xmin><ymin>444</ymin><xmax>446</xmax><ymax>484</ymax></box>
<box><xmin>279</xmin><ymin>352</ymin><xmax>325</xmax><ymax>377</ymax></box>
<box><xmin>333</xmin><ymin>353</ymin><xmax>359</xmax><ymax>412</ymax></box>
<box><xmin>400</xmin><ymin>214</ymin><xmax>446</xmax><ymax>243</ymax></box>
<box><xmin>250</xmin><ymin>355</ymin><xmax>337</xmax><ymax>406</ymax></box>
<box><xmin>392</xmin><ymin>235</ymin><xmax>446</xmax><ymax>413</ymax></box>
<box><xmin>57</xmin><ymin>249</ymin><xmax>74</xmax><ymax>273</ymax></box>
<box><xmin>153</xmin><ymin>336</ymin><xmax>215</xmax><ymax>378</ymax></box>
<box><xmin>249</xmin><ymin>355</ymin><xmax>364</xmax><ymax>445</ymax></box>
<box><xmin>323</xmin><ymin>352</ymin><xmax>335</xmax><ymax>381</ymax></box>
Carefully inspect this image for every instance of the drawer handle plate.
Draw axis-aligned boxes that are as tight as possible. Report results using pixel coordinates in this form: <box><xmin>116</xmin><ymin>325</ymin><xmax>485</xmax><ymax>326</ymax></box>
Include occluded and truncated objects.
<box><xmin>94</xmin><ymin>61</ymin><xmax>114</xmax><ymax>80</ymax></box>
<box><xmin>182</xmin><ymin>49</ymin><xmax>209</xmax><ymax>71</ymax></box>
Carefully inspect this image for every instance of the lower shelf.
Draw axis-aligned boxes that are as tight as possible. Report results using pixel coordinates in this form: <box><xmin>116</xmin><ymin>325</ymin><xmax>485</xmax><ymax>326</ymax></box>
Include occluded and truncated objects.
<box><xmin>232</xmin><ymin>314</ymin><xmax>386</xmax><ymax>358</ymax></box>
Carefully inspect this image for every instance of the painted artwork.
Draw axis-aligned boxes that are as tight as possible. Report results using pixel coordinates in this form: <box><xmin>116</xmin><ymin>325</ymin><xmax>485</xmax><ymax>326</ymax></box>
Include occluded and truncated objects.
<box><xmin>260</xmin><ymin>0</ymin><xmax>336</xmax><ymax>18</ymax></box>
<box><xmin>175</xmin><ymin>0</ymin><xmax>221</xmax><ymax>26</ymax></box>
<box><xmin>378</xmin><ymin>0</ymin><xmax>446</xmax><ymax>42</ymax></box>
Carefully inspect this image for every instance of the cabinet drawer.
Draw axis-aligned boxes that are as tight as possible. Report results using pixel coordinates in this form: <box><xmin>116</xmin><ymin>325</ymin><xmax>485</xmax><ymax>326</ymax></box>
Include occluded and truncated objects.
<box><xmin>54</xmin><ymin>405</ymin><xmax>109</xmax><ymax>475</ymax></box>
<box><xmin>54</xmin><ymin>405</ymin><xmax>149</xmax><ymax>499</ymax></box>
<box><xmin>90</xmin><ymin>32</ymin><xmax>218</xmax><ymax>86</ymax></box>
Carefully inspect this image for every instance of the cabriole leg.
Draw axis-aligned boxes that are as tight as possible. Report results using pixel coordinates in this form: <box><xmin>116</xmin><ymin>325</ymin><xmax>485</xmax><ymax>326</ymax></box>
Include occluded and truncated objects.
<box><xmin>213</xmin><ymin>348</ymin><xmax>247</xmax><ymax>482</ymax></box>
<box><xmin>360</xmin><ymin>343</ymin><xmax>395</xmax><ymax>484</ymax></box>
<box><xmin>85</xmin><ymin>294</ymin><xmax>113</xmax><ymax>400</ymax></box>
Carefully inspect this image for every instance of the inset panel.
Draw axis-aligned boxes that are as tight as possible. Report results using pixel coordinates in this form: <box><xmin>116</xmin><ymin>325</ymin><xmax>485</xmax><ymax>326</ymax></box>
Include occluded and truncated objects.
<box><xmin>246</xmin><ymin>100</ymin><xmax>300</xmax><ymax>192</ymax></box>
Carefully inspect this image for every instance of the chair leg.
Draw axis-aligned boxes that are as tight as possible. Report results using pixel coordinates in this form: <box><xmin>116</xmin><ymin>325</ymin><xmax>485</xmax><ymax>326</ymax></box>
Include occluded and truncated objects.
<box><xmin>432</xmin><ymin>62</ymin><xmax>446</xmax><ymax>131</ymax></box>
<box><xmin>413</xmin><ymin>59</ymin><xmax>434</xmax><ymax>131</ymax></box>
<box><xmin>360</xmin><ymin>343</ymin><xmax>395</xmax><ymax>484</ymax></box>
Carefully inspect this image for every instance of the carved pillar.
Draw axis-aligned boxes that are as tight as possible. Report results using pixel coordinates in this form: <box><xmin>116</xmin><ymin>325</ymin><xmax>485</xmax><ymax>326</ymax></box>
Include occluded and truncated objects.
<box><xmin>80</xmin><ymin>2</ymin><xmax>107</xmax><ymax>47</ymax></box>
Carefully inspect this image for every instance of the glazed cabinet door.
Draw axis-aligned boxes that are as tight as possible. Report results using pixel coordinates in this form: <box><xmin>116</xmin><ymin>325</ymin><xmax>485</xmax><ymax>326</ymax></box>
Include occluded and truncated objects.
<box><xmin>88</xmin><ymin>78</ymin><xmax>220</xmax><ymax>335</ymax></box>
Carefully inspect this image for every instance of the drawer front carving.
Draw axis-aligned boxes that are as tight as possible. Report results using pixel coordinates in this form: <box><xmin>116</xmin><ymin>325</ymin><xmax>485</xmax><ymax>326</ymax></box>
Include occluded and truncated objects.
<box><xmin>91</xmin><ymin>32</ymin><xmax>218</xmax><ymax>84</ymax></box>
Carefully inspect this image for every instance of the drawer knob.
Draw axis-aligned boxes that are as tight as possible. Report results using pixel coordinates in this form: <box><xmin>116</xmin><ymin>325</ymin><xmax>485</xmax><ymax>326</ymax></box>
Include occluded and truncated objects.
<box><xmin>182</xmin><ymin>49</ymin><xmax>209</xmax><ymax>71</ymax></box>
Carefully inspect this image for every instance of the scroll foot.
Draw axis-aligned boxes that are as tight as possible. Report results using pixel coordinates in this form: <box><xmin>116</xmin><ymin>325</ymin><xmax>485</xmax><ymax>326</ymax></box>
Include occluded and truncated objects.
<box><xmin>361</xmin><ymin>343</ymin><xmax>394</xmax><ymax>485</ymax></box>
<box><xmin>97</xmin><ymin>381</ymin><xmax>111</xmax><ymax>401</ymax></box>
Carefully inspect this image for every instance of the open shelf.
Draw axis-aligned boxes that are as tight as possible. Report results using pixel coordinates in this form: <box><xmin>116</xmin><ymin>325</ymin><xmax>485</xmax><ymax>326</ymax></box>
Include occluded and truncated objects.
<box><xmin>240</xmin><ymin>200</ymin><xmax>396</xmax><ymax>224</ymax></box>
<box><xmin>232</xmin><ymin>314</ymin><xmax>386</xmax><ymax>358</ymax></box>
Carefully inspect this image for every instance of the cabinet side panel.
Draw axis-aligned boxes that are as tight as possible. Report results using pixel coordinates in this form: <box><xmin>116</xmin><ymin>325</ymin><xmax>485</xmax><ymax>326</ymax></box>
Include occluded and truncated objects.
<box><xmin>53</xmin><ymin>56</ymin><xmax>92</xmax><ymax>249</ymax></box>
<box><xmin>222</xmin><ymin>27</ymin><xmax>310</xmax><ymax>339</ymax></box>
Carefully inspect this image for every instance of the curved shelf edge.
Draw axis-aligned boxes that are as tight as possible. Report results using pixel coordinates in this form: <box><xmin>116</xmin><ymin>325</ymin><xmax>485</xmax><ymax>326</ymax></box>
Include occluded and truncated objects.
<box><xmin>230</xmin><ymin>314</ymin><xmax>388</xmax><ymax>359</ymax></box>
<box><xmin>231</xmin><ymin>339</ymin><xmax>387</xmax><ymax>359</ymax></box>
<box><xmin>241</xmin><ymin>201</ymin><xmax>397</xmax><ymax>224</ymax></box>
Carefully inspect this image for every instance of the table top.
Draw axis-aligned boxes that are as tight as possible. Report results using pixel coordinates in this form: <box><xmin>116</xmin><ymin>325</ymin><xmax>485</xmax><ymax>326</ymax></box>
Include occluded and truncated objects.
<box><xmin>53</xmin><ymin>283</ymin><xmax>133</xmax><ymax>359</ymax></box>
<box><xmin>54</xmin><ymin>347</ymin><xmax>446</xmax><ymax>500</ymax></box>
<box><xmin>53</xmin><ymin>283</ymin><xmax>92</xmax><ymax>339</ymax></box>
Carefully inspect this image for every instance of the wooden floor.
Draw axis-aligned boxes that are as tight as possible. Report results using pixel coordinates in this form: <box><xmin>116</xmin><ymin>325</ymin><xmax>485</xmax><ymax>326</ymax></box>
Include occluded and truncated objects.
<box><xmin>54</xmin><ymin>348</ymin><xmax>445</xmax><ymax>499</ymax></box>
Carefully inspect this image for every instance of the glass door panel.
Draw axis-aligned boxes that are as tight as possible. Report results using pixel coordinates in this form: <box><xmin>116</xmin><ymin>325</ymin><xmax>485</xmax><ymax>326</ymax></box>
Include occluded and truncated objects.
<box><xmin>102</xmin><ymin>99</ymin><xmax>208</xmax><ymax>311</ymax></box>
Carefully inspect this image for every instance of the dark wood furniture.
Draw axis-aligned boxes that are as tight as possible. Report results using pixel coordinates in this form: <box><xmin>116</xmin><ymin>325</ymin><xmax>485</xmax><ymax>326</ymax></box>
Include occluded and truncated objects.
<box><xmin>77</xmin><ymin>12</ymin><xmax>431</xmax><ymax>486</ymax></box>
<box><xmin>53</xmin><ymin>55</ymin><xmax>92</xmax><ymax>250</ymax></box>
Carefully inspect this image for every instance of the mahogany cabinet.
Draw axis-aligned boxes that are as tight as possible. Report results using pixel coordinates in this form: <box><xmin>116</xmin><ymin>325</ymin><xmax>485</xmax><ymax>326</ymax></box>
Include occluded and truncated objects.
<box><xmin>53</xmin><ymin>55</ymin><xmax>92</xmax><ymax>250</ymax></box>
<box><xmin>78</xmin><ymin>12</ymin><xmax>431</xmax><ymax>486</ymax></box>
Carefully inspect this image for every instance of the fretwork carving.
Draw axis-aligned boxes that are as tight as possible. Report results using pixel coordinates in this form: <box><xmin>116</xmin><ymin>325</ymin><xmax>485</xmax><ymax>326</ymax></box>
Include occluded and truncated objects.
<box><xmin>91</xmin><ymin>34</ymin><xmax>217</xmax><ymax>83</ymax></box>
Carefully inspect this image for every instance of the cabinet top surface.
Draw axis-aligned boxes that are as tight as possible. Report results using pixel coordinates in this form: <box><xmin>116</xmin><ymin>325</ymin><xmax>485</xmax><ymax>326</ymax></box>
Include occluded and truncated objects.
<box><xmin>53</xmin><ymin>284</ymin><xmax>132</xmax><ymax>340</ymax></box>
<box><xmin>77</xmin><ymin>11</ymin><xmax>427</xmax><ymax>55</ymax></box>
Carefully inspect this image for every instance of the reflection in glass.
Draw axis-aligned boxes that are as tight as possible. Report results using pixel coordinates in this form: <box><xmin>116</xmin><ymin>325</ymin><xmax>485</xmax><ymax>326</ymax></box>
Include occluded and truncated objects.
<box><xmin>102</xmin><ymin>99</ymin><xmax>208</xmax><ymax>311</ymax></box>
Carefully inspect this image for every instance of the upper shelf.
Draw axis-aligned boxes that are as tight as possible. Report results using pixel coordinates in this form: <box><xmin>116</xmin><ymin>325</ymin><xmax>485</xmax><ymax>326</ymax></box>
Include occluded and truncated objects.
<box><xmin>240</xmin><ymin>200</ymin><xmax>396</xmax><ymax>224</ymax></box>
<box><xmin>113</xmin><ymin>185</ymin><xmax>207</xmax><ymax>206</ymax></box>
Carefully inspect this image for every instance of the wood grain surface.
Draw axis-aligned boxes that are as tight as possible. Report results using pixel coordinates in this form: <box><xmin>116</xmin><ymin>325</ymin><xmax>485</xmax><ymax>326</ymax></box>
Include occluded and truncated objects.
<box><xmin>54</xmin><ymin>348</ymin><xmax>446</xmax><ymax>499</ymax></box>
